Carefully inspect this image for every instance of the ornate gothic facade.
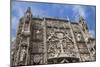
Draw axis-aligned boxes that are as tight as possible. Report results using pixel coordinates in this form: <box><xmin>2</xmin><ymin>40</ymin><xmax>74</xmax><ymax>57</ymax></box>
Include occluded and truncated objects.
<box><xmin>11</xmin><ymin>7</ymin><xmax>96</xmax><ymax>66</ymax></box>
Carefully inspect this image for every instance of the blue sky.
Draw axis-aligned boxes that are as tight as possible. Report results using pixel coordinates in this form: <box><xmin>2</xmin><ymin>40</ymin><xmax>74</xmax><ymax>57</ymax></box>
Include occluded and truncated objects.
<box><xmin>11</xmin><ymin>1</ymin><xmax>96</xmax><ymax>40</ymax></box>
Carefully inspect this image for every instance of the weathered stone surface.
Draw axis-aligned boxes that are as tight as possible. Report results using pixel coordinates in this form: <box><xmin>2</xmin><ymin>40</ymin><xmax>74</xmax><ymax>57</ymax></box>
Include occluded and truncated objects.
<box><xmin>11</xmin><ymin>7</ymin><xmax>96</xmax><ymax>66</ymax></box>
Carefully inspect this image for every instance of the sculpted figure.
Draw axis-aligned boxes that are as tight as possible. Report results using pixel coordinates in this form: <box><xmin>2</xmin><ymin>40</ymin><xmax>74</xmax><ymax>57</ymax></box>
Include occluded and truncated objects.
<box><xmin>20</xmin><ymin>47</ymin><xmax>26</xmax><ymax>62</ymax></box>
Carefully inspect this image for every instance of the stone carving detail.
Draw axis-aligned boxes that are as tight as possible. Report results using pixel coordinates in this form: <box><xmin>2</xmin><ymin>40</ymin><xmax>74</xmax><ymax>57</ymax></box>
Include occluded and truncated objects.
<box><xmin>20</xmin><ymin>46</ymin><xmax>26</xmax><ymax>62</ymax></box>
<box><xmin>11</xmin><ymin>8</ymin><xmax>96</xmax><ymax>66</ymax></box>
<box><xmin>77</xmin><ymin>33</ymin><xmax>81</xmax><ymax>41</ymax></box>
<box><xmin>33</xmin><ymin>55</ymin><xmax>41</xmax><ymax>64</ymax></box>
<box><xmin>47</xmin><ymin>29</ymin><xmax>76</xmax><ymax>58</ymax></box>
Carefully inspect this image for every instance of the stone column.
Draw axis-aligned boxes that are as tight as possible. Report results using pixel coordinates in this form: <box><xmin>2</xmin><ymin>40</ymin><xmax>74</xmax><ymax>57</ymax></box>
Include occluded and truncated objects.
<box><xmin>78</xmin><ymin>23</ymin><xmax>93</xmax><ymax>61</ymax></box>
<box><xmin>25</xmin><ymin>18</ymin><xmax>31</xmax><ymax>65</ymax></box>
<box><xmin>68</xmin><ymin>19</ymin><xmax>82</xmax><ymax>61</ymax></box>
<box><xmin>42</xmin><ymin>18</ymin><xmax>47</xmax><ymax>64</ymax></box>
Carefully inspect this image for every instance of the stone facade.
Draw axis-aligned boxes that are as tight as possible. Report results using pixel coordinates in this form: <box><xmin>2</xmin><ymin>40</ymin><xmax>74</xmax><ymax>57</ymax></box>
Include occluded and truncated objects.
<box><xmin>11</xmin><ymin>7</ymin><xmax>96</xmax><ymax>66</ymax></box>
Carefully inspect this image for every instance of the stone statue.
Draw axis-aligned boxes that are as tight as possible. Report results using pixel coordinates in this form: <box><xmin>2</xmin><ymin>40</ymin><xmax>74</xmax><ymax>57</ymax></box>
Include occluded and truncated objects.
<box><xmin>20</xmin><ymin>47</ymin><xmax>26</xmax><ymax>62</ymax></box>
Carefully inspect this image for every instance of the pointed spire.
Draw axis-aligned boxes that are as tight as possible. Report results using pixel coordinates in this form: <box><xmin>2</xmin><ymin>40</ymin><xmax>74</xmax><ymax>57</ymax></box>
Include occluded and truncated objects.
<box><xmin>24</xmin><ymin>7</ymin><xmax>32</xmax><ymax>20</ymax></box>
<box><xmin>26</xmin><ymin>7</ymin><xmax>31</xmax><ymax>14</ymax></box>
<box><xmin>79</xmin><ymin>16</ymin><xmax>85</xmax><ymax>22</ymax></box>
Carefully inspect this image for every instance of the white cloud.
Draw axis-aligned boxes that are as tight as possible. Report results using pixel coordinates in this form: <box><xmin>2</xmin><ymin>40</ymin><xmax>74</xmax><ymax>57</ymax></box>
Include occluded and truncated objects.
<box><xmin>72</xmin><ymin>5</ymin><xmax>86</xmax><ymax>21</ymax></box>
<box><xmin>89</xmin><ymin>30</ymin><xmax>95</xmax><ymax>38</ymax></box>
